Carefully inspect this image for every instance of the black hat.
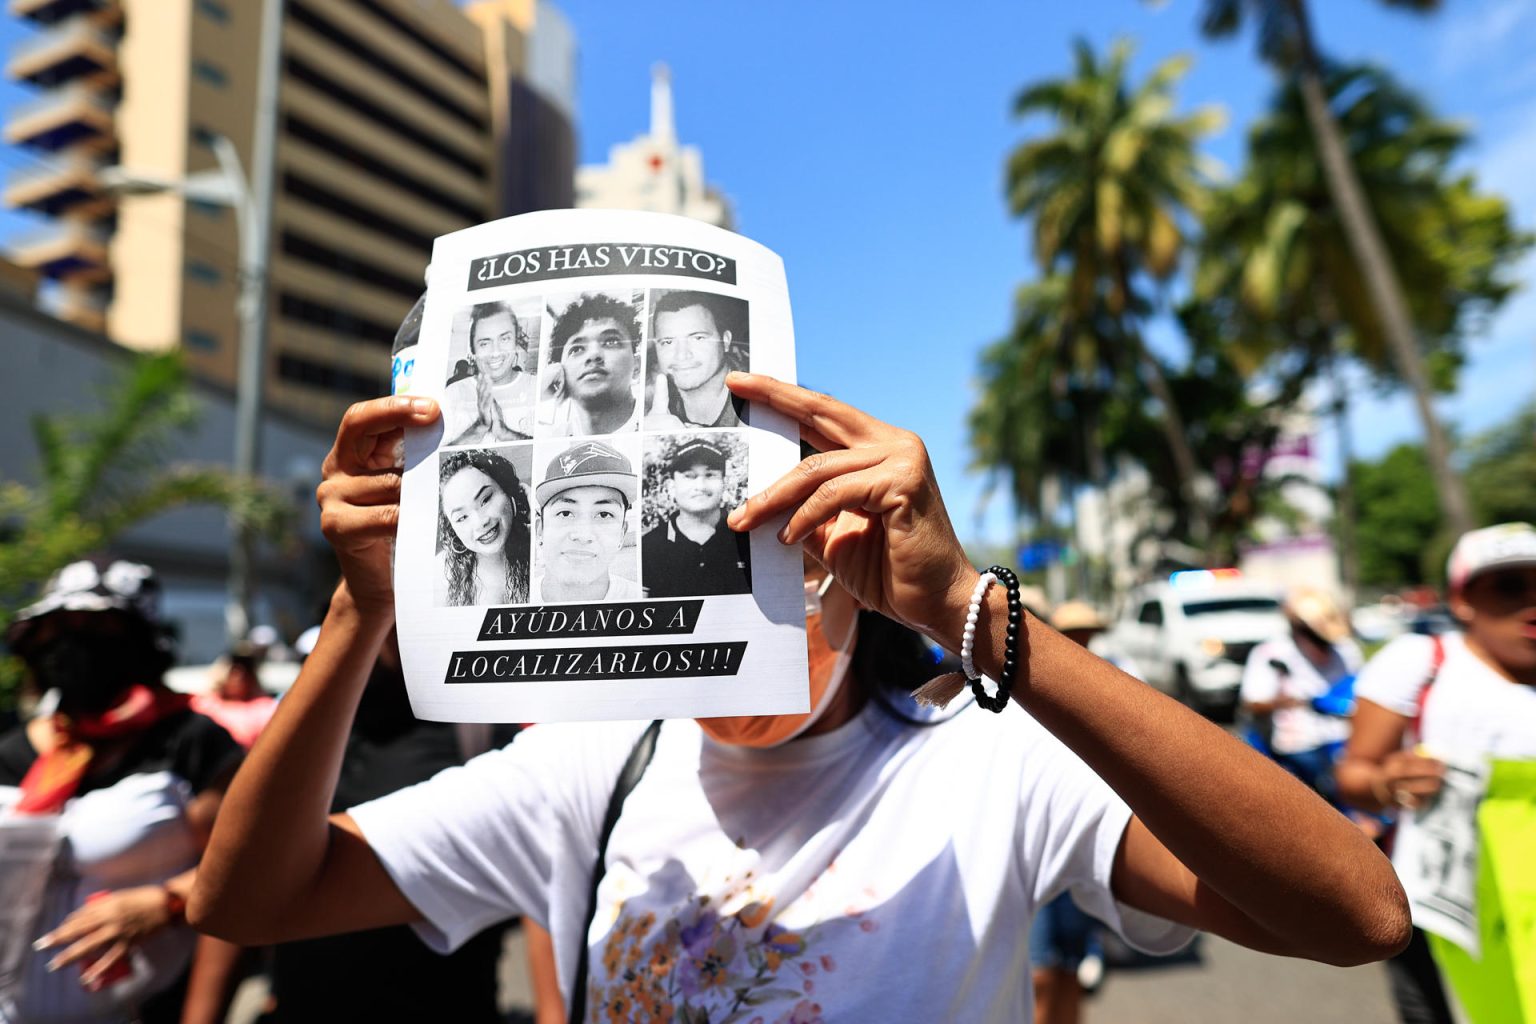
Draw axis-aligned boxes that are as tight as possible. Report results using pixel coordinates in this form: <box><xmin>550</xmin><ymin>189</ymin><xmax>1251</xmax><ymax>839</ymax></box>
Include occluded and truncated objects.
<box><xmin>669</xmin><ymin>439</ymin><xmax>726</xmax><ymax>472</ymax></box>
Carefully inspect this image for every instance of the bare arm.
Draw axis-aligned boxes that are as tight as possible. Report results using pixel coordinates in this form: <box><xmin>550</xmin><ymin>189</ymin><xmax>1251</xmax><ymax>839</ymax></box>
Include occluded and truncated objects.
<box><xmin>988</xmin><ymin>617</ymin><xmax>1405</xmax><ymax>965</ymax></box>
<box><xmin>189</xmin><ymin>397</ymin><xmax>439</xmax><ymax>945</ymax></box>
<box><xmin>727</xmin><ymin>372</ymin><xmax>1410</xmax><ymax>968</ymax></box>
<box><xmin>178</xmin><ymin>936</ymin><xmax>245</xmax><ymax>1024</ymax></box>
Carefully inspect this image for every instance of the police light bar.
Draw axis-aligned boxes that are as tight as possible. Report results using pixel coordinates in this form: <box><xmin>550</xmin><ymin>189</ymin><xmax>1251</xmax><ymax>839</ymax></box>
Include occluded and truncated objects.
<box><xmin>1168</xmin><ymin>568</ymin><xmax>1242</xmax><ymax>588</ymax></box>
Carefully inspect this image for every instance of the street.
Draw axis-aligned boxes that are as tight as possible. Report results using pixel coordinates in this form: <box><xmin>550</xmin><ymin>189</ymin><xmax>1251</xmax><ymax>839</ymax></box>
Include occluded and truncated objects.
<box><xmin>1089</xmin><ymin>935</ymin><xmax>1397</xmax><ymax>1024</ymax></box>
<box><xmin>482</xmin><ymin>928</ymin><xmax>1403</xmax><ymax>1024</ymax></box>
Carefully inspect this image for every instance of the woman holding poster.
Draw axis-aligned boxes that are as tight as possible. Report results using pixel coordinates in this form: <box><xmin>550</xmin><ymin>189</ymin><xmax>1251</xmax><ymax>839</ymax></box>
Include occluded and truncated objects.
<box><xmin>193</xmin><ymin>375</ymin><xmax>1411</xmax><ymax>1023</ymax></box>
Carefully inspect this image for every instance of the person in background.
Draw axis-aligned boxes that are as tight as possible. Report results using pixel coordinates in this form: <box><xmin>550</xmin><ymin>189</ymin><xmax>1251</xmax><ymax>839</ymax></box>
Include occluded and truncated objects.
<box><xmin>1339</xmin><ymin>522</ymin><xmax>1536</xmax><ymax>1024</ymax></box>
<box><xmin>1239</xmin><ymin>587</ymin><xmax>1362</xmax><ymax>804</ymax></box>
<box><xmin>0</xmin><ymin>560</ymin><xmax>242</xmax><ymax>1024</ymax></box>
<box><xmin>190</xmin><ymin>644</ymin><xmax>279</xmax><ymax>751</ymax></box>
<box><xmin>1052</xmin><ymin>600</ymin><xmax>1142</xmax><ymax>680</ymax></box>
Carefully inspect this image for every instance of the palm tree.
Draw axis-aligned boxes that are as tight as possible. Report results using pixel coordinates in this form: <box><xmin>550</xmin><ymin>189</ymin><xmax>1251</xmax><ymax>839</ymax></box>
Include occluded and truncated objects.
<box><xmin>1197</xmin><ymin>63</ymin><xmax>1529</xmax><ymax>589</ymax></box>
<box><xmin>0</xmin><ymin>353</ymin><xmax>290</xmax><ymax>660</ymax></box>
<box><xmin>1191</xmin><ymin>0</ymin><xmax>1475</xmax><ymax>536</ymax></box>
<box><xmin>1006</xmin><ymin>39</ymin><xmax>1222</xmax><ymax>540</ymax></box>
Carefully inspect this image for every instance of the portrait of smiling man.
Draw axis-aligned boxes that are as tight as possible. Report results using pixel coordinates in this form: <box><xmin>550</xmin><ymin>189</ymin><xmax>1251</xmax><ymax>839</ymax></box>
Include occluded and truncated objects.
<box><xmin>532</xmin><ymin>440</ymin><xmax>642</xmax><ymax>602</ymax></box>
<box><xmin>642</xmin><ymin>437</ymin><xmax>752</xmax><ymax>598</ymax></box>
<box><xmin>537</xmin><ymin>292</ymin><xmax>643</xmax><ymax>437</ymax></box>
<box><xmin>649</xmin><ymin>290</ymin><xmax>749</xmax><ymax>429</ymax></box>
<box><xmin>445</xmin><ymin>300</ymin><xmax>538</xmax><ymax>444</ymax></box>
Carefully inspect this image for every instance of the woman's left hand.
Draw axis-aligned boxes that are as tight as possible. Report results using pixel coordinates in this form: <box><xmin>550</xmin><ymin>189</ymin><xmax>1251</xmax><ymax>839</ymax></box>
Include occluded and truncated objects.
<box><xmin>36</xmin><ymin>886</ymin><xmax>178</xmax><ymax>987</ymax></box>
<box><xmin>726</xmin><ymin>373</ymin><xmax>976</xmax><ymax>646</ymax></box>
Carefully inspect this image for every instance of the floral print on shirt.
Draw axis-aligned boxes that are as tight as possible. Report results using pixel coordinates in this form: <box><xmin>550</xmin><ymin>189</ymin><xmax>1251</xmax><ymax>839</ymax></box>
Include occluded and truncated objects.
<box><xmin>587</xmin><ymin>889</ymin><xmax>877</xmax><ymax>1024</ymax></box>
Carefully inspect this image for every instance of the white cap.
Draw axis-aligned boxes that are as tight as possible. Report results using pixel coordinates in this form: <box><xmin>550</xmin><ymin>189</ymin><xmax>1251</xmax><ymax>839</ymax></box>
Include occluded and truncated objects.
<box><xmin>1447</xmin><ymin>523</ymin><xmax>1536</xmax><ymax>592</ymax></box>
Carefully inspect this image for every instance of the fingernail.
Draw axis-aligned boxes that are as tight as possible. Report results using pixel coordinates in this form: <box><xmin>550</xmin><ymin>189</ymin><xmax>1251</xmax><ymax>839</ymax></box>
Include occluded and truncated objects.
<box><xmin>777</xmin><ymin>525</ymin><xmax>791</xmax><ymax>544</ymax></box>
<box><xmin>33</xmin><ymin>938</ymin><xmax>51</xmax><ymax>951</ymax></box>
<box><xmin>46</xmin><ymin>958</ymin><xmax>61</xmax><ymax>973</ymax></box>
<box><xmin>726</xmin><ymin>507</ymin><xmax>742</xmax><ymax>528</ymax></box>
<box><xmin>411</xmin><ymin>398</ymin><xmax>433</xmax><ymax>415</ymax></box>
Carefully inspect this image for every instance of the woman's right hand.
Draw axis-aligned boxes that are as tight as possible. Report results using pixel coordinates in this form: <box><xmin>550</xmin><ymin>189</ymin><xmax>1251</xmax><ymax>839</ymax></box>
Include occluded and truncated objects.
<box><xmin>317</xmin><ymin>396</ymin><xmax>439</xmax><ymax>616</ymax></box>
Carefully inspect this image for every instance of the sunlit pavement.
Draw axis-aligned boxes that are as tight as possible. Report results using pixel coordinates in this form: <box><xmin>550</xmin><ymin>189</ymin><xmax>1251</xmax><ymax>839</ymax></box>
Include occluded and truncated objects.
<box><xmin>1089</xmin><ymin>933</ymin><xmax>1397</xmax><ymax>1024</ymax></box>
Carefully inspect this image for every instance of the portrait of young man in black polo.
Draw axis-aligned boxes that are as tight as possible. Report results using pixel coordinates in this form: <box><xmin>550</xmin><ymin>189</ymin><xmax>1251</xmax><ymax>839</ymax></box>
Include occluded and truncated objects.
<box><xmin>642</xmin><ymin>438</ymin><xmax>752</xmax><ymax>598</ymax></box>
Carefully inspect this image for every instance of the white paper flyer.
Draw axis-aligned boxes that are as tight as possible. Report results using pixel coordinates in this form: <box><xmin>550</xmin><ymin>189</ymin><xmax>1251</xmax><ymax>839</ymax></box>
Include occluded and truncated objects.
<box><xmin>1393</xmin><ymin>754</ymin><xmax>1489</xmax><ymax>957</ymax></box>
<box><xmin>393</xmin><ymin>209</ymin><xmax>809</xmax><ymax>723</ymax></box>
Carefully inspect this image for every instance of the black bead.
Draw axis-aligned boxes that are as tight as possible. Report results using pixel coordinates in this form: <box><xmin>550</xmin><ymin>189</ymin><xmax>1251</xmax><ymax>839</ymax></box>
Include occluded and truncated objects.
<box><xmin>1008</xmin><ymin>608</ymin><xmax>1021</xmax><ymax>624</ymax></box>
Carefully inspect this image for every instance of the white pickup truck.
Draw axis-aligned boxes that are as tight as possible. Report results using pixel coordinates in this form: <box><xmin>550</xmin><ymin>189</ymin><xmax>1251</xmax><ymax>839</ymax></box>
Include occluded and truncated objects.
<box><xmin>1107</xmin><ymin>572</ymin><xmax>1287</xmax><ymax>717</ymax></box>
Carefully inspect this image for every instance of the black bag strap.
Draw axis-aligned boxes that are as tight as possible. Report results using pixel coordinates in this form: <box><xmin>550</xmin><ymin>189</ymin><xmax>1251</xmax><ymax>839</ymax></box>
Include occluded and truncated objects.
<box><xmin>567</xmin><ymin>719</ymin><xmax>662</xmax><ymax>1024</ymax></box>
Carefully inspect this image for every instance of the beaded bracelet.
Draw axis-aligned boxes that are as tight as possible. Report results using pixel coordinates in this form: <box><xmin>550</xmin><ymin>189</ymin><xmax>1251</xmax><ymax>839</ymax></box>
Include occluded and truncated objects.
<box><xmin>958</xmin><ymin>571</ymin><xmax>996</xmax><ymax>681</ymax></box>
<box><xmin>910</xmin><ymin>565</ymin><xmax>1028</xmax><ymax>711</ymax></box>
<box><xmin>970</xmin><ymin>565</ymin><xmax>1024</xmax><ymax>713</ymax></box>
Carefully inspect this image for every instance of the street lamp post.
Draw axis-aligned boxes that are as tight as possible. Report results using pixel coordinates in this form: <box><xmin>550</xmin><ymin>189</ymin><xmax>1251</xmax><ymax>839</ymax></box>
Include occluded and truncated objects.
<box><xmin>100</xmin><ymin>0</ymin><xmax>285</xmax><ymax>642</ymax></box>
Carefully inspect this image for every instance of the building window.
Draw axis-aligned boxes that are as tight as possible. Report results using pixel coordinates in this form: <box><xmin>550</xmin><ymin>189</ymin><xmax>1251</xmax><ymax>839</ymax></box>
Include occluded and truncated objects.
<box><xmin>195</xmin><ymin>0</ymin><xmax>230</xmax><ymax>25</ymax></box>
<box><xmin>185</xmin><ymin>329</ymin><xmax>220</xmax><ymax>351</ymax></box>
<box><xmin>278</xmin><ymin>352</ymin><xmax>387</xmax><ymax>398</ymax></box>
<box><xmin>186</xmin><ymin>260</ymin><xmax>222</xmax><ymax>285</ymax></box>
<box><xmin>188</xmin><ymin>199</ymin><xmax>226</xmax><ymax>220</ymax></box>
<box><xmin>191</xmin><ymin>125</ymin><xmax>219</xmax><ymax>149</ymax></box>
<box><xmin>192</xmin><ymin>60</ymin><xmax>228</xmax><ymax>88</ymax></box>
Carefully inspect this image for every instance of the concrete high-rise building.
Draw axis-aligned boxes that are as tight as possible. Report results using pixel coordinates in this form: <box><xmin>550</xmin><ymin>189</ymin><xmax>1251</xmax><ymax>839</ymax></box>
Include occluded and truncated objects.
<box><xmin>577</xmin><ymin>64</ymin><xmax>732</xmax><ymax>229</ymax></box>
<box><xmin>5</xmin><ymin>0</ymin><xmax>576</xmax><ymax>426</ymax></box>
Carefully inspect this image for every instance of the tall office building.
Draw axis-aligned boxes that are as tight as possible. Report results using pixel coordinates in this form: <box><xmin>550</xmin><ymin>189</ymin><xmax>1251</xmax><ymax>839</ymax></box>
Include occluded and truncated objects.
<box><xmin>576</xmin><ymin>64</ymin><xmax>731</xmax><ymax>229</ymax></box>
<box><xmin>5</xmin><ymin>0</ymin><xmax>576</xmax><ymax>425</ymax></box>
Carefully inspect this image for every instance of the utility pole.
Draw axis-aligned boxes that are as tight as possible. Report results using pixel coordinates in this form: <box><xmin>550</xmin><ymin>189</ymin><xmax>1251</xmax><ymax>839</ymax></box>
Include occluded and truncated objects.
<box><xmin>227</xmin><ymin>0</ymin><xmax>286</xmax><ymax>642</ymax></box>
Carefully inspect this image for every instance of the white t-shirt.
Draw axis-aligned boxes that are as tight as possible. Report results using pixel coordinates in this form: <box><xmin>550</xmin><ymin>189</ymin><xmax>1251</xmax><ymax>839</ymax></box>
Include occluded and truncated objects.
<box><xmin>1355</xmin><ymin>632</ymin><xmax>1536</xmax><ymax>763</ymax></box>
<box><xmin>349</xmin><ymin>699</ymin><xmax>1193</xmax><ymax>1023</ymax></box>
<box><xmin>1355</xmin><ymin>632</ymin><xmax>1536</xmax><ymax>909</ymax></box>
<box><xmin>1</xmin><ymin>773</ymin><xmax>203</xmax><ymax>1024</ymax></box>
<box><xmin>1239</xmin><ymin>636</ymin><xmax>1361</xmax><ymax>754</ymax></box>
<box><xmin>536</xmin><ymin>393</ymin><xmax>640</xmax><ymax>437</ymax></box>
<box><xmin>530</xmin><ymin>573</ymin><xmax>642</xmax><ymax>603</ymax></box>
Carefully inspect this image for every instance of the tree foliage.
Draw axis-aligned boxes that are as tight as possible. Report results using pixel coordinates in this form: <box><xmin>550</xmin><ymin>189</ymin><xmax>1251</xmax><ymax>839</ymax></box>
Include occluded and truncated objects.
<box><xmin>1352</xmin><ymin>402</ymin><xmax>1536</xmax><ymax>588</ymax></box>
<box><xmin>0</xmin><ymin>353</ymin><xmax>291</xmax><ymax>702</ymax></box>
<box><xmin>981</xmin><ymin>38</ymin><xmax>1222</xmax><ymax>553</ymax></box>
<box><xmin>1197</xmin><ymin>63</ymin><xmax>1529</xmax><ymax>393</ymax></box>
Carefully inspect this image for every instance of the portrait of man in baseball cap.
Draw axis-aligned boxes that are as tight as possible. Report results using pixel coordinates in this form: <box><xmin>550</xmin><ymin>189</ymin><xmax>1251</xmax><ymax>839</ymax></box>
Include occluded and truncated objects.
<box><xmin>532</xmin><ymin>439</ymin><xmax>642</xmax><ymax>602</ymax></box>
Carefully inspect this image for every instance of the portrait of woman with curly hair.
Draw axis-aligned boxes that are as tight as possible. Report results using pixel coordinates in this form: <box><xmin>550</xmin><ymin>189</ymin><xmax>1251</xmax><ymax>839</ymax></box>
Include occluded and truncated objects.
<box><xmin>435</xmin><ymin>446</ymin><xmax>533</xmax><ymax>606</ymax></box>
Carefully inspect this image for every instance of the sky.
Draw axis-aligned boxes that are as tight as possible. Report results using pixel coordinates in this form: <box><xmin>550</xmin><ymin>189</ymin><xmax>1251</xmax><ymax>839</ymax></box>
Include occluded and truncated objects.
<box><xmin>2</xmin><ymin>0</ymin><xmax>1531</xmax><ymax>547</ymax></box>
<box><xmin>549</xmin><ymin>0</ymin><xmax>1536</xmax><ymax>545</ymax></box>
